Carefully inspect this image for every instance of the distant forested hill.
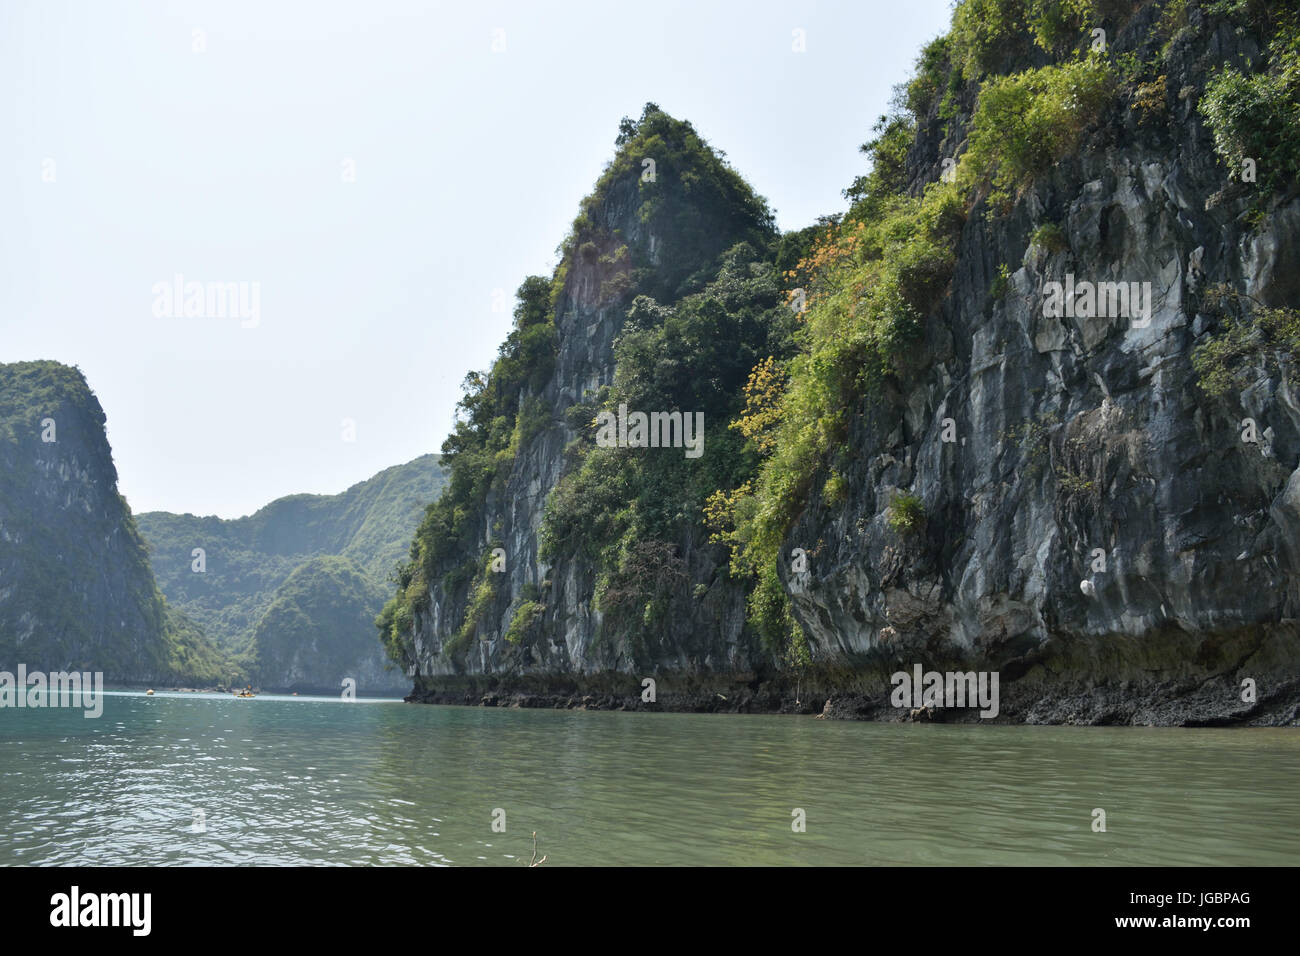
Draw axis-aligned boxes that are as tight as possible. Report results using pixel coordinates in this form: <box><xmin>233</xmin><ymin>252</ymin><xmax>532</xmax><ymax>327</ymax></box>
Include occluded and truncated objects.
<box><xmin>137</xmin><ymin>454</ymin><xmax>445</xmax><ymax>693</ymax></box>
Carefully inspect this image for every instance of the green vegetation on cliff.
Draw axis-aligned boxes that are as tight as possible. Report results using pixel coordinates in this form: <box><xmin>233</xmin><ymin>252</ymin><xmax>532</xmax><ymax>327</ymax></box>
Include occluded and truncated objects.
<box><xmin>706</xmin><ymin>0</ymin><xmax>1264</xmax><ymax>660</ymax></box>
<box><xmin>378</xmin><ymin>276</ymin><xmax>555</xmax><ymax>665</ymax></box>
<box><xmin>0</xmin><ymin>361</ymin><xmax>227</xmax><ymax>684</ymax></box>
<box><xmin>1199</xmin><ymin>5</ymin><xmax>1300</xmax><ymax>196</ymax></box>
<box><xmin>163</xmin><ymin>605</ymin><xmax>230</xmax><ymax>683</ymax></box>
<box><xmin>541</xmin><ymin>242</ymin><xmax>796</xmax><ymax>649</ymax></box>
<box><xmin>1192</xmin><ymin>286</ymin><xmax>1300</xmax><ymax>398</ymax></box>
<box><xmin>380</xmin><ymin>105</ymin><xmax>787</xmax><ymax>668</ymax></box>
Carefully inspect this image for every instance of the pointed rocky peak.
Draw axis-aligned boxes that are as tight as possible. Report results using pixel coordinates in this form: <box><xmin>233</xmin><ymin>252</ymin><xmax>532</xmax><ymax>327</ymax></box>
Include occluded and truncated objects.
<box><xmin>556</xmin><ymin>103</ymin><xmax>777</xmax><ymax>308</ymax></box>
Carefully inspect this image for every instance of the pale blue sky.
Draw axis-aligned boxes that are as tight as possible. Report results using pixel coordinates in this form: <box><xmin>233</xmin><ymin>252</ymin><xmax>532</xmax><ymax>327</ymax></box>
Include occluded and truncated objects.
<box><xmin>2</xmin><ymin>0</ymin><xmax>954</xmax><ymax>518</ymax></box>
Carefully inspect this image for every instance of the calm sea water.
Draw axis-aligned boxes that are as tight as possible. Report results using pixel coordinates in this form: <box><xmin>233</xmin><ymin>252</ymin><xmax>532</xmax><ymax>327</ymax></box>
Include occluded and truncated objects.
<box><xmin>0</xmin><ymin>691</ymin><xmax>1296</xmax><ymax>866</ymax></box>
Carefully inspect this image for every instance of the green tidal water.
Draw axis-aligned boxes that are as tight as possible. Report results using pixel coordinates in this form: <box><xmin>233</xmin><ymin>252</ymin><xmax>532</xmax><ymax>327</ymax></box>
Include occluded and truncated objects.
<box><xmin>0</xmin><ymin>691</ymin><xmax>1296</xmax><ymax>866</ymax></box>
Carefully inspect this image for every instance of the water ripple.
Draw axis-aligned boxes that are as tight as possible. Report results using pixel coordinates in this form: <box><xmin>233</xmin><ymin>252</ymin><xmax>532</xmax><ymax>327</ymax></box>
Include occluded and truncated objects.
<box><xmin>0</xmin><ymin>694</ymin><xmax>1297</xmax><ymax>865</ymax></box>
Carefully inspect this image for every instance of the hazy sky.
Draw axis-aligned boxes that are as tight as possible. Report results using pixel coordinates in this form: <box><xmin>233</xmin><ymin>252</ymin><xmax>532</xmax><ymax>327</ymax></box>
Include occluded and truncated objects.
<box><xmin>2</xmin><ymin>0</ymin><xmax>953</xmax><ymax>518</ymax></box>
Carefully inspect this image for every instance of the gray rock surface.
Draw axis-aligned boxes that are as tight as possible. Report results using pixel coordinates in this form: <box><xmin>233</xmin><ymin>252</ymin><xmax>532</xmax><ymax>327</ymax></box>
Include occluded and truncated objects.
<box><xmin>406</xmin><ymin>16</ymin><xmax>1300</xmax><ymax>725</ymax></box>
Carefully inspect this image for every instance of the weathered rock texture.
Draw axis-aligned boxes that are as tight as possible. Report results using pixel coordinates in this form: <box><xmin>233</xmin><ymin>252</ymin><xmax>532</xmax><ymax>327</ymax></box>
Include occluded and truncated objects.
<box><xmin>406</xmin><ymin>10</ymin><xmax>1300</xmax><ymax>725</ymax></box>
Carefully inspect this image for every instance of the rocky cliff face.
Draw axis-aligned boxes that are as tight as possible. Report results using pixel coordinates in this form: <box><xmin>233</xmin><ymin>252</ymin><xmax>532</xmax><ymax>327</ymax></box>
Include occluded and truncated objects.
<box><xmin>404</xmin><ymin>6</ymin><xmax>1300</xmax><ymax>724</ymax></box>
<box><xmin>0</xmin><ymin>361</ymin><xmax>225</xmax><ymax>683</ymax></box>
<box><xmin>783</xmin><ymin>6</ymin><xmax>1300</xmax><ymax>725</ymax></box>
<box><xmin>398</xmin><ymin>107</ymin><xmax>775</xmax><ymax>698</ymax></box>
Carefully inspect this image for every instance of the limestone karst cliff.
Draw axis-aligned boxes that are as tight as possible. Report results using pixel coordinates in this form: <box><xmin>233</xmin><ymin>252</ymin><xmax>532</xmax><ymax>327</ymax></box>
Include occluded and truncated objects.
<box><xmin>0</xmin><ymin>361</ymin><xmax>226</xmax><ymax>683</ymax></box>
<box><xmin>385</xmin><ymin>1</ymin><xmax>1300</xmax><ymax>724</ymax></box>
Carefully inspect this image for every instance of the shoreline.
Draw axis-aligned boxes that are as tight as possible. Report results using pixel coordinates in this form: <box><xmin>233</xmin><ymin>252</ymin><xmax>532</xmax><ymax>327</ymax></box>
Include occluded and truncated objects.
<box><xmin>402</xmin><ymin>624</ymin><xmax>1300</xmax><ymax>727</ymax></box>
<box><xmin>403</xmin><ymin>681</ymin><xmax>1300</xmax><ymax>726</ymax></box>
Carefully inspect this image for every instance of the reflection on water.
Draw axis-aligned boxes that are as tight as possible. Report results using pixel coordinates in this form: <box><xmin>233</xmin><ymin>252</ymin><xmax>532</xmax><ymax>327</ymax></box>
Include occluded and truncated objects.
<box><xmin>0</xmin><ymin>691</ymin><xmax>1296</xmax><ymax>865</ymax></box>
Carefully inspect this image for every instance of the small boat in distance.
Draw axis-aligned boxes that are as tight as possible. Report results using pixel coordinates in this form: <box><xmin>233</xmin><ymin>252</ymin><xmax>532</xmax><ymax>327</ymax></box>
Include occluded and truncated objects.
<box><xmin>234</xmin><ymin>684</ymin><xmax>256</xmax><ymax>699</ymax></box>
<box><xmin>145</xmin><ymin>689</ymin><xmax>154</xmax><ymax>696</ymax></box>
